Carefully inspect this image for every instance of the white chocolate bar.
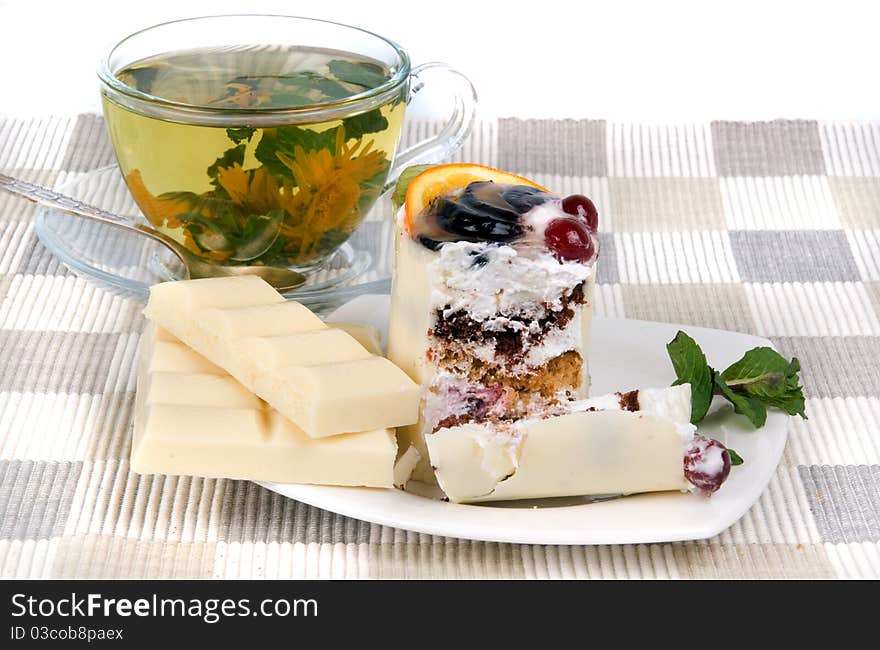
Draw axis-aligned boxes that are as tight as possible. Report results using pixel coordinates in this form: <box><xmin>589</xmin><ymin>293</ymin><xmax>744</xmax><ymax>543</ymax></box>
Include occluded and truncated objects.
<box><xmin>131</xmin><ymin>324</ymin><xmax>397</xmax><ymax>487</ymax></box>
<box><xmin>426</xmin><ymin>385</ymin><xmax>694</xmax><ymax>502</ymax></box>
<box><xmin>143</xmin><ymin>277</ymin><xmax>419</xmax><ymax>438</ymax></box>
<box><xmin>331</xmin><ymin>323</ymin><xmax>384</xmax><ymax>355</ymax></box>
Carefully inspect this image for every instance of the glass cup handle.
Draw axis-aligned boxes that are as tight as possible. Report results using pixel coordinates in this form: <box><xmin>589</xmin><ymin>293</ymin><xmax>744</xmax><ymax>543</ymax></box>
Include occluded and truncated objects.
<box><xmin>386</xmin><ymin>62</ymin><xmax>478</xmax><ymax>186</ymax></box>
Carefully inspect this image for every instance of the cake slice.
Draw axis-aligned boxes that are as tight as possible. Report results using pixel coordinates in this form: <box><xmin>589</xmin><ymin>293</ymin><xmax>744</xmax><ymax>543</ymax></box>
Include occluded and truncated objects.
<box><xmin>387</xmin><ymin>165</ymin><xmax>600</xmax><ymax>481</ymax></box>
<box><xmin>427</xmin><ymin>384</ymin><xmax>733</xmax><ymax>502</ymax></box>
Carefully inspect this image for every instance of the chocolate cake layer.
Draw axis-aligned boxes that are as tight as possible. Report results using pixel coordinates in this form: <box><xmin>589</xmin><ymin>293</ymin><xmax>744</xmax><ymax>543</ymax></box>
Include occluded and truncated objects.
<box><xmin>429</xmin><ymin>283</ymin><xmax>586</xmax><ymax>359</ymax></box>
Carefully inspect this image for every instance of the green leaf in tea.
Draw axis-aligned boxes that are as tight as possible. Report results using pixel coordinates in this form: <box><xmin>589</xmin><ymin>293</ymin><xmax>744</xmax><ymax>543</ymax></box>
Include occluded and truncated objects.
<box><xmin>328</xmin><ymin>59</ymin><xmax>389</xmax><ymax>90</ymax></box>
<box><xmin>157</xmin><ymin>191</ymin><xmax>236</xmax><ymax>220</ymax></box>
<box><xmin>254</xmin><ymin>126</ymin><xmax>343</xmax><ymax>183</ymax></box>
<box><xmin>343</xmin><ymin>109</ymin><xmax>390</xmax><ymax>141</ymax></box>
<box><xmin>117</xmin><ymin>65</ymin><xmax>160</xmax><ymax>93</ymax></box>
<box><xmin>274</xmin><ymin>71</ymin><xmax>325</xmax><ymax>85</ymax></box>
<box><xmin>271</xmin><ymin>71</ymin><xmax>352</xmax><ymax>101</ymax></box>
<box><xmin>231</xmin><ymin>210</ymin><xmax>285</xmax><ymax>261</ymax></box>
<box><xmin>666</xmin><ymin>331</ymin><xmax>714</xmax><ymax>424</ymax></box>
<box><xmin>314</xmin><ymin>77</ymin><xmax>356</xmax><ymax>101</ymax></box>
<box><xmin>109</xmin><ymin>46</ymin><xmax>404</xmax><ymax>268</ymax></box>
<box><xmin>207</xmin><ymin>144</ymin><xmax>246</xmax><ymax>185</ymax></box>
<box><xmin>226</xmin><ymin>127</ymin><xmax>256</xmax><ymax>144</ymax></box>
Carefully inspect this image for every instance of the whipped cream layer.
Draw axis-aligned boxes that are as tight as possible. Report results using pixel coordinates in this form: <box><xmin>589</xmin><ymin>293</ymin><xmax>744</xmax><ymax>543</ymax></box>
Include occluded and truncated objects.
<box><xmin>429</xmin><ymin>241</ymin><xmax>593</xmax><ymax>322</ymax></box>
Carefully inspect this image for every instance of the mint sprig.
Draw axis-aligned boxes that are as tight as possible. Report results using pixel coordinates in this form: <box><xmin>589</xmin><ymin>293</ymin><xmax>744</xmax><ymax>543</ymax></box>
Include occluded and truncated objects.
<box><xmin>721</xmin><ymin>351</ymin><xmax>806</xmax><ymax>419</ymax></box>
<box><xmin>666</xmin><ymin>330</ymin><xmax>807</xmax><ymax>429</ymax></box>
<box><xmin>714</xmin><ymin>371</ymin><xmax>768</xmax><ymax>428</ymax></box>
<box><xmin>666</xmin><ymin>331</ymin><xmax>713</xmax><ymax>424</ymax></box>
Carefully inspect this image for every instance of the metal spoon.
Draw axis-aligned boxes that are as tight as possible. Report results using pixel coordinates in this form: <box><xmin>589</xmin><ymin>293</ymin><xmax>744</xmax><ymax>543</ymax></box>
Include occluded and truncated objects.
<box><xmin>0</xmin><ymin>172</ymin><xmax>306</xmax><ymax>291</ymax></box>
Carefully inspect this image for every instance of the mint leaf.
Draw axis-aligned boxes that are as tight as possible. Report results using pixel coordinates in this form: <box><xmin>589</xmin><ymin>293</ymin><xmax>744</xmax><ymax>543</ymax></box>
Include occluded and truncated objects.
<box><xmin>721</xmin><ymin>347</ymin><xmax>788</xmax><ymax>394</ymax></box>
<box><xmin>666</xmin><ymin>331</ymin><xmax>807</xmax><ymax>430</ymax></box>
<box><xmin>267</xmin><ymin>91</ymin><xmax>316</xmax><ymax>106</ymax></box>
<box><xmin>226</xmin><ymin>127</ymin><xmax>256</xmax><ymax>145</ymax></box>
<box><xmin>728</xmin><ymin>448</ymin><xmax>744</xmax><ymax>466</ymax></box>
<box><xmin>763</xmin><ymin>358</ymin><xmax>807</xmax><ymax>418</ymax></box>
<box><xmin>118</xmin><ymin>65</ymin><xmax>159</xmax><ymax>92</ymax></box>
<box><xmin>207</xmin><ymin>144</ymin><xmax>245</xmax><ymax>180</ymax></box>
<box><xmin>666</xmin><ymin>331</ymin><xmax>714</xmax><ymax>424</ymax></box>
<box><xmin>391</xmin><ymin>164</ymin><xmax>435</xmax><ymax>210</ymax></box>
<box><xmin>205</xmin><ymin>144</ymin><xmax>247</xmax><ymax>197</ymax></box>
<box><xmin>714</xmin><ymin>371</ymin><xmax>768</xmax><ymax>428</ymax></box>
<box><xmin>721</xmin><ymin>347</ymin><xmax>807</xmax><ymax>420</ymax></box>
<box><xmin>328</xmin><ymin>59</ymin><xmax>388</xmax><ymax>89</ymax></box>
<box><xmin>274</xmin><ymin>71</ymin><xmax>326</xmax><ymax>85</ymax></box>
<box><xmin>270</xmin><ymin>71</ymin><xmax>352</xmax><ymax>102</ymax></box>
<box><xmin>343</xmin><ymin>109</ymin><xmax>389</xmax><ymax>140</ymax></box>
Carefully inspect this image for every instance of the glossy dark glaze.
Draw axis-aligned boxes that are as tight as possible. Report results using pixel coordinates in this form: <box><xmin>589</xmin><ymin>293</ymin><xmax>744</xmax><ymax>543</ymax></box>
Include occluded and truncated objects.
<box><xmin>413</xmin><ymin>181</ymin><xmax>554</xmax><ymax>250</ymax></box>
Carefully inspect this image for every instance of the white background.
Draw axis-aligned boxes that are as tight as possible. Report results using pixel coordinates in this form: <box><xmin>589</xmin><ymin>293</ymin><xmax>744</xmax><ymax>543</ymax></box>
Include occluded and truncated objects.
<box><xmin>0</xmin><ymin>0</ymin><xmax>878</xmax><ymax>121</ymax></box>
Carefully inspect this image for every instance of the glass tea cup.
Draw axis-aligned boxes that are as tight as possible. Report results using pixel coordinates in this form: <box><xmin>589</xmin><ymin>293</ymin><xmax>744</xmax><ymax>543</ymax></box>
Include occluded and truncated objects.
<box><xmin>97</xmin><ymin>14</ymin><xmax>476</xmax><ymax>272</ymax></box>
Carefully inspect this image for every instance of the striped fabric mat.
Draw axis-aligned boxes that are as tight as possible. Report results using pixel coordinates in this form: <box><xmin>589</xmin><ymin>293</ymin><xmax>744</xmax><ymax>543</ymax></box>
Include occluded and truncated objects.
<box><xmin>1</xmin><ymin>115</ymin><xmax>879</xmax><ymax>579</ymax></box>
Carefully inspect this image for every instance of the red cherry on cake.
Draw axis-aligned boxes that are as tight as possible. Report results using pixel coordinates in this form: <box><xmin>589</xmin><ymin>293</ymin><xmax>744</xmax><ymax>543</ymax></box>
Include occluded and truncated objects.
<box><xmin>544</xmin><ymin>218</ymin><xmax>594</xmax><ymax>263</ymax></box>
<box><xmin>683</xmin><ymin>436</ymin><xmax>731</xmax><ymax>494</ymax></box>
<box><xmin>561</xmin><ymin>194</ymin><xmax>599</xmax><ymax>231</ymax></box>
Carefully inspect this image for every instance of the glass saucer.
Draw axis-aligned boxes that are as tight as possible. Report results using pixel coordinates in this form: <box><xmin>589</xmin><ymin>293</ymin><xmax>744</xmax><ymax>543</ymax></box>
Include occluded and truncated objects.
<box><xmin>34</xmin><ymin>166</ymin><xmax>394</xmax><ymax>311</ymax></box>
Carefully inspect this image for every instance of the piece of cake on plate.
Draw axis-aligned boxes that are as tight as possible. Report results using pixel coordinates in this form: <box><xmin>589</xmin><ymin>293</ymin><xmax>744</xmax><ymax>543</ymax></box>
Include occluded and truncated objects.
<box><xmin>427</xmin><ymin>382</ymin><xmax>732</xmax><ymax>502</ymax></box>
<box><xmin>388</xmin><ymin>164</ymin><xmax>600</xmax><ymax>481</ymax></box>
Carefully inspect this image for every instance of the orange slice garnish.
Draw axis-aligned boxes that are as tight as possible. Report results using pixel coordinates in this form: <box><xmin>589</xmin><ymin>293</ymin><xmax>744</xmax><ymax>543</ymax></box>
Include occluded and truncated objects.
<box><xmin>403</xmin><ymin>163</ymin><xmax>547</xmax><ymax>233</ymax></box>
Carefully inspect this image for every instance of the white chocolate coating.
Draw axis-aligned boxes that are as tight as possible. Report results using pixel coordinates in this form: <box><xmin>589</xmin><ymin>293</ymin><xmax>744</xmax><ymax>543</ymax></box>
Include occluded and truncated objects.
<box><xmin>426</xmin><ymin>384</ymin><xmax>695</xmax><ymax>502</ymax></box>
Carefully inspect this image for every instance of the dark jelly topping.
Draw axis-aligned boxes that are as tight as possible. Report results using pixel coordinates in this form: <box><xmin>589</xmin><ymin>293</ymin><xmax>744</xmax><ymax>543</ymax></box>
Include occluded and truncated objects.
<box><xmin>413</xmin><ymin>181</ymin><xmax>555</xmax><ymax>249</ymax></box>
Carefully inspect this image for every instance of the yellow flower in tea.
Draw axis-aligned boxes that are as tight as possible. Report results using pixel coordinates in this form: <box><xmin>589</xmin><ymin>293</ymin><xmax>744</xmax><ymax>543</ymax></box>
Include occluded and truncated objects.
<box><xmin>125</xmin><ymin>169</ymin><xmax>193</xmax><ymax>230</ymax></box>
<box><xmin>125</xmin><ymin>169</ymin><xmax>233</xmax><ymax>261</ymax></box>
<box><xmin>213</xmin><ymin>165</ymin><xmax>285</xmax><ymax>217</ymax></box>
<box><xmin>107</xmin><ymin>51</ymin><xmax>404</xmax><ymax>267</ymax></box>
<box><xmin>122</xmin><ymin>120</ymin><xmax>391</xmax><ymax>265</ymax></box>
<box><xmin>276</xmin><ymin>129</ymin><xmax>388</xmax><ymax>259</ymax></box>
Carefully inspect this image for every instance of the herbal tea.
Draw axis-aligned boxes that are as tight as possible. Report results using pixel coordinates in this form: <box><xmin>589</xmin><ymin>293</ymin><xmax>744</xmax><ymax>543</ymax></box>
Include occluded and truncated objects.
<box><xmin>103</xmin><ymin>46</ymin><xmax>407</xmax><ymax>267</ymax></box>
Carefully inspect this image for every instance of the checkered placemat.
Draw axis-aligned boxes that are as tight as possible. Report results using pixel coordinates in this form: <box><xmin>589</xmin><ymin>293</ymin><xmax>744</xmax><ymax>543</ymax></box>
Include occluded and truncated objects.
<box><xmin>1</xmin><ymin>115</ymin><xmax>878</xmax><ymax>578</ymax></box>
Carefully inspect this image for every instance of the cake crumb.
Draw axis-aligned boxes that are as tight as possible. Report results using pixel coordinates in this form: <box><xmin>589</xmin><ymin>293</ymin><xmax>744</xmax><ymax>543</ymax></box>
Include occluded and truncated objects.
<box><xmin>616</xmin><ymin>390</ymin><xmax>640</xmax><ymax>412</ymax></box>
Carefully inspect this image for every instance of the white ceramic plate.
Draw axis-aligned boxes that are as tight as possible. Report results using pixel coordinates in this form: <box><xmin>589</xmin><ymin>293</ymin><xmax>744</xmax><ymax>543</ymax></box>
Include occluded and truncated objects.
<box><xmin>259</xmin><ymin>295</ymin><xmax>788</xmax><ymax>545</ymax></box>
